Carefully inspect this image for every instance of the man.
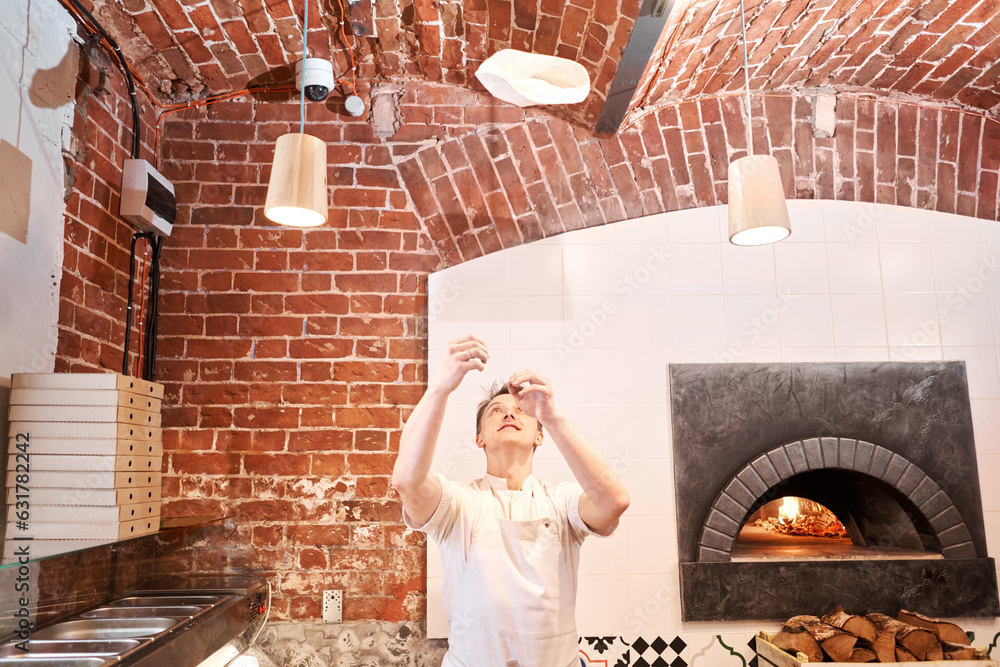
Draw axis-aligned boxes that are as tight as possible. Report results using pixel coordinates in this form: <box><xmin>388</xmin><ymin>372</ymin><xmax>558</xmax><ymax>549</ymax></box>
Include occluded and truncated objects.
<box><xmin>392</xmin><ymin>334</ymin><xmax>630</xmax><ymax>667</ymax></box>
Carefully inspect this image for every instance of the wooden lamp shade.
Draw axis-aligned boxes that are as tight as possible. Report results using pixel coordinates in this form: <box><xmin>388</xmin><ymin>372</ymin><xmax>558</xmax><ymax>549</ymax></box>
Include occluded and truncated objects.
<box><xmin>264</xmin><ymin>133</ymin><xmax>328</xmax><ymax>227</ymax></box>
<box><xmin>728</xmin><ymin>154</ymin><xmax>791</xmax><ymax>246</ymax></box>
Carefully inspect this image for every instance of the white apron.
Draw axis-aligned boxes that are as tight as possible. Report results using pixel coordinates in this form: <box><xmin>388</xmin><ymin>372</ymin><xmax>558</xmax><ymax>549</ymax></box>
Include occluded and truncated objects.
<box><xmin>441</xmin><ymin>484</ymin><xmax>581</xmax><ymax>667</ymax></box>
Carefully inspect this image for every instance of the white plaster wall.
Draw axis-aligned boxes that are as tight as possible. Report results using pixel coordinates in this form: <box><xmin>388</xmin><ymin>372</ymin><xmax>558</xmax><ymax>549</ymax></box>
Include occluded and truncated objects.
<box><xmin>0</xmin><ymin>0</ymin><xmax>76</xmax><ymax>378</ymax></box>
<box><xmin>426</xmin><ymin>200</ymin><xmax>1000</xmax><ymax>650</ymax></box>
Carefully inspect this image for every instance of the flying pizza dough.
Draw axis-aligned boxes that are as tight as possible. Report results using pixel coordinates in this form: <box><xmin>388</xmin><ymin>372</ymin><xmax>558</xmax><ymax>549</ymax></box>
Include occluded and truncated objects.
<box><xmin>475</xmin><ymin>49</ymin><xmax>591</xmax><ymax>107</ymax></box>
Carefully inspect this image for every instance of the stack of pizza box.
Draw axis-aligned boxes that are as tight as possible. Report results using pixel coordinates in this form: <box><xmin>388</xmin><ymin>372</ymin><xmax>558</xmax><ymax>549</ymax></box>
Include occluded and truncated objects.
<box><xmin>4</xmin><ymin>373</ymin><xmax>164</xmax><ymax>560</ymax></box>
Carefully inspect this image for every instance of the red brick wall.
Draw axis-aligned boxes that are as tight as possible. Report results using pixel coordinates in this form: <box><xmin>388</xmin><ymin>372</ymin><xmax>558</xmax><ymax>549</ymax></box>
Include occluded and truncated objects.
<box><xmin>56</xmin><ymin>41</ymin><xmax>160</xmax><ymax>375</ymax></box>
<box><xmin>155</xmin><ymin>80</ymin><xmax>1000</xmax><ymax>624</ymax></box>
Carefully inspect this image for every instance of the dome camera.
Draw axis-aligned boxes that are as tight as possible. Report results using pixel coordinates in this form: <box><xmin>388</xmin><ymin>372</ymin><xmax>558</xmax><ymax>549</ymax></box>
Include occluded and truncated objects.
<box><xmin>296</xmin><ymin>58</ymin><xmax>335</xmax><ymax>101</ymax></box>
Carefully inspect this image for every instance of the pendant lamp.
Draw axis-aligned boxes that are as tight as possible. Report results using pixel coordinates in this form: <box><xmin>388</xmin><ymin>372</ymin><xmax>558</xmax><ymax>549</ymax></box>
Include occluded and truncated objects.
<box><xmin>728</xmin><ymin>0</ymin><xmax>790</xmax><ymax>246</ymax></box>
<box><xmin>264</xmin><ymin>0</ymin><xmax>327</xmax><ymax>227</ymax></box>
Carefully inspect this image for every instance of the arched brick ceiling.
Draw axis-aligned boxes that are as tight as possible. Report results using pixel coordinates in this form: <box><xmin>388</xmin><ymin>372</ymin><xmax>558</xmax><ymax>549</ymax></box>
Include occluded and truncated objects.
<box><xmin>82</xmin><ymin>0</ymin><xmax>999</xmax><ymax>132</ymax></box>
<box><xmin>84</xmin><ymin>0</ymin><xmax>639</xmax><ymax>127</ymax></box>
<box><xmin>626</xmin><ymin>0</ymin><xmax>1000</xmax><ymax>127</ymax></box>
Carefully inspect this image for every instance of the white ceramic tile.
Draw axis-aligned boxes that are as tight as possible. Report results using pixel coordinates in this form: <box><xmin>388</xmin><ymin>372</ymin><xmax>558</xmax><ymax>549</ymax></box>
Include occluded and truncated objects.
<box><xmin>823</xmin><ymin>199</ymin><xmax>881</xmax><ymax>243</ymax></box>
<box><xmin>943</xmin><ymin>346</ymin><xmax>1000</xmax><ymax>399</ymax></box>
<box><xmin>834</xmin><ymin>347</ymin><xmax>889</xmax><ymax>361</ymax></box>
<box><xmin>724</xmin><ymin>295</ymin><xmax>785</xmax><ymax>350</ymax></box>
<box><xmin>777</xmin><ymin>294</ymin><xmax>834</xmax><ymax>347</ymax></box>
<box><xmin>781</xmin><ymin>347</ymin><xmax>837</xmax><ymax>362</ymax></box>
<box><xmin>624</xmin><ymin>574</ymin><xmax>682</xmax><ymax>635</ymax></box>
<box><xmin>879</xmin><ymin>242</ymin><xmax>936</xmax><ymax>293</ymax></box>
<box><xmin>884</xmin><ymin>293</ymin><xmax>942</xmax><ymax>347</ymax></box>
<box><xmin>933</xmin><ymin>242</ymin><xmax>990</xmax><ymax>294</ymax></box>
<box><xmin>876</xmin><ymin>207</ymin><xmax>930</xmax><ymax>242</ymax></box>
<box><xmin>562</xmin><ymin>243</ymin><xmax>620</xmax><ymax>296</ymax></box>
<box><xmin>576</xmin><ymin>575</ymin><xmax>630</xmax><ymax>636</ymax></box>
<box><xmin>615</xmin><ymin>296</ymin><xmax>672</xmax><ymax>349</ymax></box>
<box><xmin>426</xmin><ymin>576</ymin><xmax>448</xmax><ymax>638</ymax></box>
<box><xmin>561</xmin><ymin>348</ymin><xmax>621</xmax><ymax>406</ymax></box>
<box><xmin>565</xmin><ymin>221</ymin><xmax>615</xmax><ymax>245</ymax></box>
<box><xmin>666</xmin><ymin>348</ymin><xmax>732</xmax><ymax>363</ymax></box>
<box><xmin>983</xmin><ymin>221</ymin><xmax>1000</xmax><ymax>244</ymax></box>
<box><xmin>509</xmin><ymin>297</ymin><xmax>563</xmax><ymax>349</ymax></box>
<box><xmin>563</xmin><ymin>295</ymin><xmax>629</xmax><ymax>351</ymax></box>
<box><xmin>508</xmin><ymin>348</ymin><xmax>566</xmax><ymax>380</ymax></box>
<box><xmin>619</xmin><ymin>355</ymin><xmax>671</xmax><ymax>404</ymax></box>
<box><xmin>671</xmin><ymin>296</ymin><xmax>727</xmax><ymax>348</ymax></box>
<box><xmin>668</xmin><ymin>244</ymin><xmax>724</xmax><ymax>295</ymax></box>
<box><xmin>939</xmin><ymin>289</ymin><xmax>995</xmax><ymax>346</ymax></box>
<box><xmin>970</xmin><ymin>399</ymin><xmax>1000</xmax><ymax>456</ymax></box>
<box><xmin>977</xmin><ymin>455</ymin><xmax>1000</xmax><ymax>513</ymax></box>
<box><xmin>784</xmin><ymin>200</ymin><xmax>826</xmax><ymax>243</ymax></box>
<box><xmin>623</xmin><ymin>515</ymin><xmax>677</xmax><ymax>575</ymax></box>
<box><xmin>578</xmin><ymin>527</ymin><xmax>629</xmax><ymax>575</ymax></box>
<box><xmin>831</xmin><ymin>295</ymin><xmax>887</xmax><ymax>346</ymax></box>
<box><xmin>616</xmin><ymin>458</ymin><xmax>673</xmax><ymax>517</ymax></box>
<box><xmin>529</xmin><ymin>457</ymin><xmax>575</xmax><ymax>483</ymax></box>
<box><xmin>612</xmin><ymin>403</ymin><xmax>671</xmax><ymax>461</ymax></box>
<box><xmin>665</xmin><ymin>206</ymin><xmax>723</xmax><ymax>243</ymax></box>
<box><xmin>557</xmin><ymin>403</ymin><xmax>624</xmax><ymax>458</ymax></box>
<box><xmin>773</xmin><ymin>243</ymin><xmax>830</xmax><ymax>295</ymax></box>
<box><xmin>984</xmin><ymin>511</ymin><xmax>1000</xmax><ymax>563</ymax></box>
<box><xmin>615</xmin><ymin>244</ymin><xmax>672</xmax><ymax>296</ymax></box>
<box><xmin>615</xmin><ymin>212</ymin><xmax>670</xmax><ymax>245</ymax></box>
<box><xmin>928</xmin><ymin>210</ymin><xmax>983</xmax><ymax>242</ymax></box>
<box><xmin>436</xmin><ymin>251</ymin><xmax>508</xmax><ymax>297</ymax></box>
<box><xmin>985</xmin><ymin>244</ymin><xmax>1000</xmax><ymax>293</ymax></box>
<box><xmin>718</xmin><ymin>347</ymin><xmax>783</xmax><ymax>363</ymax></box>
<box><xmin>827</xmin><ymin>243</ymin><xmax>882</xmax><ymax>293</ymax></box>
<box><xmin>506</xmin><ymin>242</ymin><xmax>563</xmax><ymax>296</ymax></box>
<box><xmin>888</xmin><ymin>345</ymin><xmax>944</xmax><ymax>362</ymax></box>
<box><xmin>720</xmin><ymin>243</ymin><xmax>777</xmax><ymax>294</ymax></box>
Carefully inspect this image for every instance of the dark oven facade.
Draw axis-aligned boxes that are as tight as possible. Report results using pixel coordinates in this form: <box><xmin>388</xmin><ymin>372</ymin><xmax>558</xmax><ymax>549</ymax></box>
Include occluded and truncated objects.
<box><xmin>669</xmin><ymin>361</ymin><xmax>999</xmax><ymax>621</ymax></box>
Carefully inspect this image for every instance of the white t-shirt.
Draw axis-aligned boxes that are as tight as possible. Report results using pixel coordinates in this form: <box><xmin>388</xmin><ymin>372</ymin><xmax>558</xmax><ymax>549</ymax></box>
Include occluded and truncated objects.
<box><xmin>406</xmin><ymin>472</ymin><xmax>611</xmax><ymax>667</ymax></box>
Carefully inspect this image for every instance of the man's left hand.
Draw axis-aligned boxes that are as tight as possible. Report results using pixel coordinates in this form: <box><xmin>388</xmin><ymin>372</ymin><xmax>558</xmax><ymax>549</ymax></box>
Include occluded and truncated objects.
<box><xmin>507</xmin><ymin>370</ymin><xmax>559</xmax><ymax>424</ymax></box>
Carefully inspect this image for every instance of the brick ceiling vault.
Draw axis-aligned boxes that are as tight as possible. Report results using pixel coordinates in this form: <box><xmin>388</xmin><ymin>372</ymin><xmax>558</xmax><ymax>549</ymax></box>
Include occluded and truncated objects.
<box><xmin>89</xmin><ymin>0</ymin><xmax>1000</xmax><ymax>265</ymax></box>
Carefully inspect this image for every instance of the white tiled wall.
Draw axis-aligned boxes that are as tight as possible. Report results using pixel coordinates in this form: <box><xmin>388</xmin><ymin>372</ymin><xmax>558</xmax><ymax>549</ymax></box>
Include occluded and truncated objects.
<box><xmin>426</xmin><ymin>200</ymin><xmax>1000</xmax><ymax>642</ymax></box>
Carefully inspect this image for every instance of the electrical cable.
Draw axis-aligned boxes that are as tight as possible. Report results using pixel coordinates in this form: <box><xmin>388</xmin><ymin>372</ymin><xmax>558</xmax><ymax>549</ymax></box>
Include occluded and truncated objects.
<box><xmin>65</xmin><ymin>0</ymin><xmax>141</xmax><ymax>159</ymax></box>
<box><xmin>301</xmin><ymin>0</ymin><xmax>308</xmax><ymax>134</ymax></box>
<box><xmin>143</xmin><ymin>235</ymin><xmax>163</xmax><ymax>382</ymax></box>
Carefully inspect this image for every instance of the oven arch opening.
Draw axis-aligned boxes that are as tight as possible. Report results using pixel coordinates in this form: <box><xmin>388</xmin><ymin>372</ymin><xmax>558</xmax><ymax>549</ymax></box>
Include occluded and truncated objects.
<box><xmin>696</xmin><ymin>437</ymin><xmax>975</xmax><ymax>564</ymax></box>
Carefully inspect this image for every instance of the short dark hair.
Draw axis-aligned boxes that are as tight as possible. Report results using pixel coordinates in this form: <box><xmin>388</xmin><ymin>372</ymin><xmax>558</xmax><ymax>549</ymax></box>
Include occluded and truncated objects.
<box><xmin>475</xmin><ymin>381</ymin><xmax>543</xmax><ymax>435</ymax></box>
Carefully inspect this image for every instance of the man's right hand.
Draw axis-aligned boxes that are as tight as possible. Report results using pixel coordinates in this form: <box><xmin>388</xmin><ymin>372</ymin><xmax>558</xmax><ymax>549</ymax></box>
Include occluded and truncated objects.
<box><xmin>432</xmin><ymin>335</ymin><xmax>489</xmax><ymax>394</ymax></box>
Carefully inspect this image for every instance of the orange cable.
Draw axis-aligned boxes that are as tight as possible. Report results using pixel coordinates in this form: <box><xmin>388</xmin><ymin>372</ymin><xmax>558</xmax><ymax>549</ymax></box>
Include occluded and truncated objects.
<box><xmin>333</xmin><ymin>0</ymin><xmax>358</xmax><ymax>93</ymax></box>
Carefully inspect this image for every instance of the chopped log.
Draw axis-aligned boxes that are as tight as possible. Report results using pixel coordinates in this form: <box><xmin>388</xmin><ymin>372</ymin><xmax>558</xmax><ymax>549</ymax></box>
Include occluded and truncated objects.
<box><xmin>866</xmin><ymin>613</ymin><xmax>940</xmax><ymax>660</ymax></box>
<box><xmin>797</xmin><ymin>617</ymin><xmax>857</xmax><ymax>662</ymax></box>
<box><xmin>772</xmin><ymin>616</ymin><xmax>823</xmax><ymax>664</ymax></box>
<box><xmin>822</xmin><ymin>606</ymin><xmax>878</xmax><ymax>643</ymax></box>
<box><xmin>894</xmin><ymin>646</ymin><xmax>918</xmax><ymax>661</ymax></box>
<box><xmin>898</xmin><ymin>609</ymin><xmax>970</xmax><ymax>645</ymax></box>
<box><xmin>925</xmin><ymin>642</ymin><xmax>943</xmax><ymax>661</ymax></box>
<box><xmin>872</xmin><ymin>626</ymin><xmax>897</xmax><ymax>663</ymax></box>
<box><xmin>848</xmin><ymin>647</ymin><xmax>877</xmax><ymax>662</ymax></box>
<box><xmin>941</xmin><ymin>640</ymin><xmax>978</xmax><ymax>660</ymax></box>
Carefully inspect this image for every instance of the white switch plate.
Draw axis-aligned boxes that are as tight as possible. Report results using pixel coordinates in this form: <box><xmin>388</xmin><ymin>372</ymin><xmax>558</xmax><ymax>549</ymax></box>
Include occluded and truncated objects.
<box><xmin>322</xmin><ymin>589</ymin><xmax>342</xmax><ymax>623</ymax></box>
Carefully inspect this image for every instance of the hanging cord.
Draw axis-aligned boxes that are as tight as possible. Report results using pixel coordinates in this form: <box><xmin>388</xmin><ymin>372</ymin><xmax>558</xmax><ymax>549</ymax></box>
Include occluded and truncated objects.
<box><xmin>739</xmin><ymin>0</ymin><xmax>753</xmax><ymax>155</ymax></box>
<box><xmin>143</xmin><ymin>236</ymin><xmax>163</xmax><ymax>382</ymax></box>
<box><xmin>65</xmin><ymin>0</ymin><xmax>141</xmax><ymax>158</ymax></box>
<box><xmin>301</xmin><ymin>0</ymin><xmax>308</xmax><ymax>134</ymax></box>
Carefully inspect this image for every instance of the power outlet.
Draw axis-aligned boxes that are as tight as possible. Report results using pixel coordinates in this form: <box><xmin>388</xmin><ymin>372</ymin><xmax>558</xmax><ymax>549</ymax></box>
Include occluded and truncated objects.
<box><xmin>322</xmin><ymin>589</ymin><xmax>342</xmax><ymax>623</ymax></box>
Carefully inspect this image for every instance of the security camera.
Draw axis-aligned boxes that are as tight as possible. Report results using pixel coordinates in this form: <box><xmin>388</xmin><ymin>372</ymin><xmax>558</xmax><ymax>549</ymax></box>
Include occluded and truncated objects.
<box><xmin>296</xmin><ymin>58</ymin><xmax>335</xmax><ymax>101</ymax></box>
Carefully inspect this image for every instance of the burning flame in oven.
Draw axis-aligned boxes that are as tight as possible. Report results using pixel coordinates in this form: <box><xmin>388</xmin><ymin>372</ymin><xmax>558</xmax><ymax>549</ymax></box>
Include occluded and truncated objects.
<box><xmin>750</xmin><ymin>495</ymin><xmax>849</xmax><ymax>539</ymax></box>
<box><xmin>778</xmin><ymin>496</ymin><xmax>800</xmax><ymax>525</ymax></box>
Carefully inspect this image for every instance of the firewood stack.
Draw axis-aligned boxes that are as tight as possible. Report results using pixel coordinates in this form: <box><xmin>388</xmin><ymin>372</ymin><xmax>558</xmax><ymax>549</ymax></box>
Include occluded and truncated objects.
<box><xmin>770</xmin><ymin>606</ymin><xmax>979</xmax><ymax>662</ymax></box>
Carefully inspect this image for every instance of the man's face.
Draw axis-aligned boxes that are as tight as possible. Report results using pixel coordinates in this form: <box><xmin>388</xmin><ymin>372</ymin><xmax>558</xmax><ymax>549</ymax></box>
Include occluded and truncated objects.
<box><xmin>475</xmin><ymin>393</ymin><xmax>543</xmax><ymax>451</ymax></box>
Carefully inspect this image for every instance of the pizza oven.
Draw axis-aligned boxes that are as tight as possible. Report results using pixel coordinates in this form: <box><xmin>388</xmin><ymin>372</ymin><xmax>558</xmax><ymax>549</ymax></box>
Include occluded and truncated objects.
<box><xmin>669</xmin><ymin>361</ymin><xmax>1000</xmax><ymax>621</ymax></box>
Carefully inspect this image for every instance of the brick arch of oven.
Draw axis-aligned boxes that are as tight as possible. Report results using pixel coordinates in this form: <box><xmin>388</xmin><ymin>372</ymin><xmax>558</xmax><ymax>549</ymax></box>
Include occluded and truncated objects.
<box><xmin>394</xmin><ymin>86</ymin><xmax>1000</xmax><ymax>268</ymax></box>
<box><xmin>697</xmin><ymin>437</ymin><xmax>976</xmax><ymax>564</ymax></box>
